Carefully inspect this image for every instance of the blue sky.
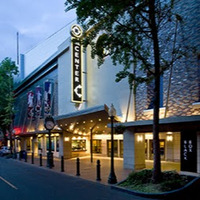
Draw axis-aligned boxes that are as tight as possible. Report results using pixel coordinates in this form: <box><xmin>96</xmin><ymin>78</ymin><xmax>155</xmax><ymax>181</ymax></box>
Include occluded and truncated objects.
<box><xmin>0</xmin><ymin>0</ymin><xmax>76</xmax><ymax>63</ymax></box>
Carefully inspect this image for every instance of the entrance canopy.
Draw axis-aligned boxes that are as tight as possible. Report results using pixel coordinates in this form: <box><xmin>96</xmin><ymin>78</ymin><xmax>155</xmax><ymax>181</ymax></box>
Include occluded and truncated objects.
<box><xmin>120</xmin><ymin>115</ymin><xmax>200</xmax><ymax>133</ymax></box>
<box><xmin>55</xmin><ymin>105</ymin><xmax>113</xmax><ymax>135</ymax></box>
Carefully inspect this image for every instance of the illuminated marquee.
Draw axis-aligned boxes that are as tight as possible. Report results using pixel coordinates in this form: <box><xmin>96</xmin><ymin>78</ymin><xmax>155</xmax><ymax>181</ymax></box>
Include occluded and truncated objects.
<box><xmin>71</xmin><ymin>24</ymin><xmax>83</xmax><ymax>103</ymax></box>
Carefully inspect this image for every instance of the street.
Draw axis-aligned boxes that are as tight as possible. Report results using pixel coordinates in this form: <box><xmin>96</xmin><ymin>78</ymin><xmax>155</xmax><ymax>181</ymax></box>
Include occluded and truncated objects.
<box><xmin>0</xmin><ymin>157</ymin><xmax>149</xmax><ymax>200</ymax></box>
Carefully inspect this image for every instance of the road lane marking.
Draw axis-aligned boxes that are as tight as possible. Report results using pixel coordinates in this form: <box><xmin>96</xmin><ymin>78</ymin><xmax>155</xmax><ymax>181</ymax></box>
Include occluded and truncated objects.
<box><xmin>0</xmin><ymin>176</ymin><xmax>18</xmax><ymax>190</ymax></box>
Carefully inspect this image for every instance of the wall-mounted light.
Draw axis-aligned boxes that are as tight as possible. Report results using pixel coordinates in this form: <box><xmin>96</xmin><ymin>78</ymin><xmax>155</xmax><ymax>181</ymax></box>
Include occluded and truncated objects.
<box><xmin>137</xmin><ymin>135</ymin><xmax>143</xmax><ymax>142</ymax></box>
<box><xmin>167</xmin><ymin>132</ymin><xmax>173</xmax><ymax>141</ymax></box>
<box><xmin>69</xmin><ymin>123</ymin><xmax>74</xmax><ymax>130</ymax></box>
<box><xmin>167</xmin><ymin>135</ymin><xmax>173</xmax><ymax>141</ymax></box>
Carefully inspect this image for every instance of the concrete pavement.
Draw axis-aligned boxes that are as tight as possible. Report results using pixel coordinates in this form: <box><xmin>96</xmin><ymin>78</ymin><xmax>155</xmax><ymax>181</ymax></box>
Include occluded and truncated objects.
<box><xmin>19</xmin><ymin>154</ymin><xmax>180</xmax><ymax>185</ymax></box>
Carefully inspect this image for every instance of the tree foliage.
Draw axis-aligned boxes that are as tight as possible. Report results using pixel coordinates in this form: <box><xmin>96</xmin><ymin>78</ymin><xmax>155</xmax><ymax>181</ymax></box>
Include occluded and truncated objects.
<box><xmin>66</xmin><ymin>0</ymin><xmax>183</xmax><ymax>85</ymax></box>
<box><xmin>65</xmin><ymin>0</ymin><xmax>184</xmax><ymax>182</ymax></box>
<box><xmin>0</xmin><ymin>58</ymin><xmax>18</xmax><ymax>142</ymax></box>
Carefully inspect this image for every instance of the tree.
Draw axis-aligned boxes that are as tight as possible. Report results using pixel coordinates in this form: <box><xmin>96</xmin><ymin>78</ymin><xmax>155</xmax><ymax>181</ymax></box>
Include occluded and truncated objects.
<box><xmin>0</xmin><ymin>58</ymin><xmax>18</xmax><ymax>150</ymax></box>
<box><xmin>65</xmin><ymin>0</ymin><xmax>184</xmax><ymax>182</ymax></box>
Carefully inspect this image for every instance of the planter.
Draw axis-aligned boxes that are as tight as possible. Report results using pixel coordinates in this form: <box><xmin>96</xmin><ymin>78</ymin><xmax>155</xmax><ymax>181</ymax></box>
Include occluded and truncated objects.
<box><xmin>112</xmin><ymin>177</ymin><xmax>200</xmax><ymax>200</ymax></box>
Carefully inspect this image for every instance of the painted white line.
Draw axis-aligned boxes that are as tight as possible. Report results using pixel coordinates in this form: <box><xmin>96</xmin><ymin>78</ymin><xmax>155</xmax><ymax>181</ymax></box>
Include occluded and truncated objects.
<box><xmin>0</xmin><ymin>176</ymin><xmax>18</xmax><ymax>190</ymax></box>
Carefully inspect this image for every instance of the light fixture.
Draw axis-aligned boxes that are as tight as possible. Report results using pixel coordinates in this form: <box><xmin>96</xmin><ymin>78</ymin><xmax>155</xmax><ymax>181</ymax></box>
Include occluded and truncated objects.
<box><xmin>167</xmin><ymin>135</ymin><xmax>173</xmax><ymax>141</ymax></box>
<box><xmin>137</xmin><ymin>135</ymin><xmax>143</xmax><ymax>142</ymax></box>
<box><xmin>167</xmin><ymin>132</ymin><xmax>173</xmax><ymax>141</ymax></box>
<box><xmin>69</xmin><ymin>123</ymin><xmax>74</xmax><ymax>130</ymax></box>
<box><xmin>64</xmin><ymin>137</ymin><xmax>70</xmax><ymax>142</ymax></box>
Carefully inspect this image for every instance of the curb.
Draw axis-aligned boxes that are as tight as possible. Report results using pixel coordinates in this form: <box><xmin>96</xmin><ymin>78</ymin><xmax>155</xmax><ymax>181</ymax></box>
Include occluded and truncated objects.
<box><xmin>111</xmin><ymin>177</ymin><xmax>200</xmax><ymax>199</ymax></box>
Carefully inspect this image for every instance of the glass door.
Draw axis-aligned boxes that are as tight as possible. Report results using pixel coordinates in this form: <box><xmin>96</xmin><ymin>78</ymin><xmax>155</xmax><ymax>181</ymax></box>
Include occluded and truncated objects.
<box><xmin>107</xmin><ymin>140</ymin><xmax>118</xmax><ymax>157</ymax></box>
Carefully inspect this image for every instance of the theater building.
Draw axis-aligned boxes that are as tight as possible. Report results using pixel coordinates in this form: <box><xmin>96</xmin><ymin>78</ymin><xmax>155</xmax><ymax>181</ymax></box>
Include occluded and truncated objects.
<box><xmin>13</xmin><ymin>2</ymin><xmax>200</xmax><ymax>174</ymax></box>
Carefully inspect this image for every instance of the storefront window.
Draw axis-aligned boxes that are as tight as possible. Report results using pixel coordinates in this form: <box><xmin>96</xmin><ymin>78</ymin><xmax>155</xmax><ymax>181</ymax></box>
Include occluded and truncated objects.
<box><xmin>56</xmin><ymin>136</ymin><xmax>59</xmax><ymax>152</ymax></box>
<box><xmin>26</xmin><ymin>139</ymin><xmax>31</xmax><ymax>151</ymax></box>
<box><xmin>72</xmin><ymin>139</ymin><xmax>86</xmax><ymax>151</ymax></box>
<box><xmin>38</xmin><ymin>137</ymin><xmax>42</xmax><ymax>150</ymax></box>
<box><xmin>46</xmin><ymin>137</ymin><xmax>54</xmax><ymax>151</ymax></box>
<box><xmin>92</xmin><ymin>140</ymin><xmax>102</xmax><ymax>153</ymax></box>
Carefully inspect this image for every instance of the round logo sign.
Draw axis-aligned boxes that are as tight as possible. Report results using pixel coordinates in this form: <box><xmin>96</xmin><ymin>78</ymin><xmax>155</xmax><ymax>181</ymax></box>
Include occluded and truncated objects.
<box><xmin>71</xmin><ymin>24</ymin><xmax>83</xmax><ymax>38</ymax></box>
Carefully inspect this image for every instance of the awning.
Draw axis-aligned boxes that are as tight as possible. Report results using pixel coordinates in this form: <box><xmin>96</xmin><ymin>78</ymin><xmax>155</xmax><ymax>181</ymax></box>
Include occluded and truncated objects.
<box><xmin>55</xmin><ymin>104</ymin><xmax>112</xmax><ymax>134</ymax></box>
<box><xmin>119</xmin><ymin>115</ymin><xmax>200</xmax><ymax>133</ymax></box>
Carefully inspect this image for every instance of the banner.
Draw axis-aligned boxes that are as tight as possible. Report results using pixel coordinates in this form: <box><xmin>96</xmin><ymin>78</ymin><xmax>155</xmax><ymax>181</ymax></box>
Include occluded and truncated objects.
<box><xmin>35</xmin><ymin>86</ymin><xmax>42</xmax><ymax>118</ymax></box>
<box><xmin>44</xmin><ymin>81</ymin><xmax>52</xmax><ymax>116</ymax></box>
<box><xmin>27</xmin><ymin>91</ymin><xmax>34</xmax><ymax>119</ymax></box>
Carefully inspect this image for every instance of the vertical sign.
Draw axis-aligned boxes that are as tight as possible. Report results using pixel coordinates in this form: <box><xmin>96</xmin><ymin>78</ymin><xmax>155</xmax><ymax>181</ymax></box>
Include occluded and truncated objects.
<box><xmin>44</xmin><ymin>81</ymin><xmax>53</xmax><ymax>116</ymax></box>
<box><xmin>71</xmin><ymin>24</ymin><xmax>83</xmax><ymax>103</ymax></box>
<box><xmin>181</xmin><ymin>131</ymin><xmax>197</xmax><ymax>172</ymax></box>
<box><xmin>72</xmin><ymin>41</ymin><xmax>82</xmax><ymax>102</ymax></box>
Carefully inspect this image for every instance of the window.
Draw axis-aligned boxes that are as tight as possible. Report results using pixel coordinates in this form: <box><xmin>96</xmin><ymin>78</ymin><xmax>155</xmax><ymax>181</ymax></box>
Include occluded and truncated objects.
<box><xmin>72</xmin><ymin>139</ymin><xmax>86</xmax><ymax>151</ymax></box>
<box><xmin>38</xmin><ymin>137</ymin><xmax>42</xmax><ymax>150</ymax></box>
<box><xmin>56</xmin><ymin>136</ymin><xmax>59</xmax><ymax>152</ymax></box>
<box><xmin>147</xmin><ymin>73</ymin><xmax>163</xmax><ymax>109</ymax></box>
<box><xmin>26</xmin><ymin>139</ymin><xmax>31</xmax><ymax>151</ymax></box>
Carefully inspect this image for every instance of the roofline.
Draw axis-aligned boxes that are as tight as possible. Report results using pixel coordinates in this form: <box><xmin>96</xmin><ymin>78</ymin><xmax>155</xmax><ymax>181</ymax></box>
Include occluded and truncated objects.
<box><xmin>14</xmin><ymin>39</ymin><xmax>70</xmax><ymax>95</ymax></box>
<box><xmin>122</xmin><ymin>115</ymin><xmax>200</xmax><ymax>128</ymax></box>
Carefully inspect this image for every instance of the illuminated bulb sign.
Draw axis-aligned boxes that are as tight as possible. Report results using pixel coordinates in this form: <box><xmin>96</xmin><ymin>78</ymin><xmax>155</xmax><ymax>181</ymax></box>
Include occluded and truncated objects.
<box><xmin>71</xmin><ymin>24</ymin><xmax>83</xmax><ymax>103</ymax></box>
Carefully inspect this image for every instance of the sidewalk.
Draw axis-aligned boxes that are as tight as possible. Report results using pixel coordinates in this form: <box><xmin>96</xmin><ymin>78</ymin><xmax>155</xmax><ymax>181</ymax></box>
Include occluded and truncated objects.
<box><xmin>21</xmin><ymin>155</ymin><xmax>132</xmax><ymax>185</ymax></box>
<box><xmin>17</xmin><ymin>154</ymin><xmax>181</xmax><ymax>185</ymax></box>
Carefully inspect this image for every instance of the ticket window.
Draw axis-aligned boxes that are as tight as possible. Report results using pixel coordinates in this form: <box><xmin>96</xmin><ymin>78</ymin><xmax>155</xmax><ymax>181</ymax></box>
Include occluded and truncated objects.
<box><xmin>72</xmin><ymin>139</ymin><xmax>86</xmax><ymax>151</ymax></box>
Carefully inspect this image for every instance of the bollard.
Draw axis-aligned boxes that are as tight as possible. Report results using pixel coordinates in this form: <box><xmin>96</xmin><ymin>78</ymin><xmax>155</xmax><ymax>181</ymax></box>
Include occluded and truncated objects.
<box><xmin>31</xmin><ymin>152</ymin><xmax>34</xmax><ymax>164</ymax></box>
<box><xmin>76</xmin><ymin>158</ymin><xmax>80</xmax><ymax>176</ymax></box>
<box><xmin>96</xmin><ymin>160</ymin><xmax>101</xmax><ymax>181</ymax></box>
<box><xmin>40</xmin><ymin>154</ymin><xmax>42</xmax><ymax>166</ymax></box>
<box><xmin>61</xmin><ymin>156</ymin><xmax>64</xmax><ymax>172</ymax></box>
<box><xmin>19</xmin><ymin>152</ymin><xmax>21</xmax><ymax>161</ymax></box>
<box><xmin>25</xmin><ymin>151</ymin><xmax>27</xmax><ymax>162</ymax></box>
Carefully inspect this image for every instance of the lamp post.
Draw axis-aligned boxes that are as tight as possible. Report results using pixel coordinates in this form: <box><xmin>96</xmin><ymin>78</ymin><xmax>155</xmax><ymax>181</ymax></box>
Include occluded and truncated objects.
<box><xmin>108</xmin><ymin>104</ymin><xmax>117</xmax><ymax>184</ymax></box>
<box><xmin>44</xmin><ymin>115</ymin><xmax>55</xmax><ymax>169</ymax></box>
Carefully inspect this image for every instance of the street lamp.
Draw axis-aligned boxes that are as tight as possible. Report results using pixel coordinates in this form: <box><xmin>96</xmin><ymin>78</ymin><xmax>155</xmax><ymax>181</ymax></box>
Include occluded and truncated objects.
<box><xmin>108</xmin><ymin>104</ymin><xmax>117</xmax><ymax>184</ymax></box>
<box><xmin>44</xmin><ymin>115</ymin><xmax>55</xmax><ymax>168</ymax></box>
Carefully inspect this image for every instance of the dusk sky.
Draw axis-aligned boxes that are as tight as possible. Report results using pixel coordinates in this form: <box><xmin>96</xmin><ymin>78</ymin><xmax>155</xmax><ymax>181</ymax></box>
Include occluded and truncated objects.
<box><xmin>0</xmin><ymin>0</ymin><xmax>76</xmax><ymax>63</ymax></box>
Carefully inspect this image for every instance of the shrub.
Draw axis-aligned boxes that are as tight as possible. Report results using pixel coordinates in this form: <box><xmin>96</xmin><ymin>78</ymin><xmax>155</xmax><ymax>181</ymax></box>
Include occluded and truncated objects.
<box><xmin>124</xmin><ymin>169</ymin><xmax>153</xmax><ymax>185</ymax></box>
<box><xmin>120</xmin><ymin>169</ymin><xmax>193</xmax><ymax>193</ymax></box>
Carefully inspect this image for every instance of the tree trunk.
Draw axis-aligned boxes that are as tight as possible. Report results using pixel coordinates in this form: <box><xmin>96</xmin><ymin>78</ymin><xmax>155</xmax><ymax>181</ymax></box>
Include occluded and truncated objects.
<box><xmin>149</xmin><ymin>0</ymin><xmax>162</xmax><ymax>183</ymax></box>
